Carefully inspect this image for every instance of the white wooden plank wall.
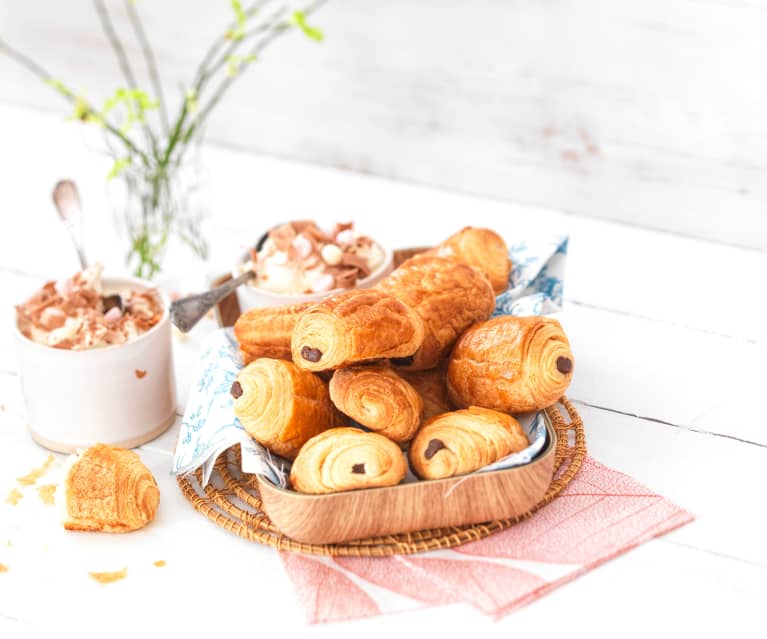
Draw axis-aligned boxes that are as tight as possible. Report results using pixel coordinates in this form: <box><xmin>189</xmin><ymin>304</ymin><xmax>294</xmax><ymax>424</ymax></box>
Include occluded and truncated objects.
<box><xmin>1</xmin><ymin>0</ymin><xmax>767</xmax><ymax>250</ymax></box>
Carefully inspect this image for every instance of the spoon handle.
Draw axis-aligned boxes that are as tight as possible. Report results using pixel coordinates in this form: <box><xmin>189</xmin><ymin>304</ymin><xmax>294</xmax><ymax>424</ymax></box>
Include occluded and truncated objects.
<box><xmin>170</xmin><ymin>271</ymin><xmax>255</xmax><ymax>333</ymax></box>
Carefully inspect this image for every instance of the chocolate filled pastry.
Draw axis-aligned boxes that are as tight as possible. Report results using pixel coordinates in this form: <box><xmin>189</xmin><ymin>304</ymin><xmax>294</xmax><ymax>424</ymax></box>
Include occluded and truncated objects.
<box><xmin>290</xmin><ymin>427</ymin><xmax>407</xmax><ymax>494</ymax></box>
<box><xmin>63</xmin><ymin>444</ymin><xmax>160</xmax><ymax>533</ymax></box>
<box><xmin>231</xmin><ymin>358</ymin><xmax>336</xmax><ymax>459</ymax></box>
<box><xmin>426</xmin><ymin>226</ymin><xmax>512</xmax><ymax>294</ymax></box>
<box><xmin>376</xmin><ymin>255</ymin><xmax>496</xmax><ymax>370</ymax></box>
<box><xmin>398</xmin><ymin>365</ymin><xmax>454</xmax><ymax>420</ymax></box>
<box><xmin>447</xmin><ymin>316</ymin><xmax>574</xmax><ymax>413</ymax></box>
<box><xmin>409</xmin><ymin>407</ymin><xmax>529</xmax><ymax>480</ymax></box>
<box><xmin>329</xmin><ymin>365</ymin><xmax>423</xmax><ymax>443</ymax></box>
<box><xmin>234</xmin><ymin>302</ymin><xmax>311</xmax><ymax>364</ymax></box>
<box><xmin>291</xmin><ymin>289</ymin><xmax>424</xmax><ymax>371</ymax></box>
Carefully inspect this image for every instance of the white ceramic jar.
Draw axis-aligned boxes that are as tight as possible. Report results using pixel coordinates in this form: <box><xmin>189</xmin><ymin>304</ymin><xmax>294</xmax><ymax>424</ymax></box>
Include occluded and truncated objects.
<box><xmin>14</xmin><ymin>276</ymin><xmax>177</xmax><ymax>453</ymax></box>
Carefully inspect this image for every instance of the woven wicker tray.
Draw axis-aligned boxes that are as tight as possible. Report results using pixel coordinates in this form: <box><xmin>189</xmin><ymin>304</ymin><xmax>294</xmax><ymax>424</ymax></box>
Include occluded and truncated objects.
<box><xmin>177</xmin><ymin>397</ymin><xmax>585</xmax><ymax>556</ymax></box>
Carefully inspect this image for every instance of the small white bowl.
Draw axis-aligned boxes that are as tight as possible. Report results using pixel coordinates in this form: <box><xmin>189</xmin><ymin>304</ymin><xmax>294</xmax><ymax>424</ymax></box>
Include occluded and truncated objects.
<box><xmin>14</xmin><ymin>276</ymin><xmax>177</xmax><ymax>453</ymax></box>
<box><xmin>234</xmin><ymin>244</ymin><xmax>394</xmax><ymax>311</ymax></box>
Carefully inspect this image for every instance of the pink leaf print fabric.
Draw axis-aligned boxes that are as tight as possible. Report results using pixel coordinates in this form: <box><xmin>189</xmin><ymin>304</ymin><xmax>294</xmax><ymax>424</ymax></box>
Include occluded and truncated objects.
<box><xmin>279</xmin><ymin>455</ymin><xmax>693</xmax><ymax>625</ymax></box>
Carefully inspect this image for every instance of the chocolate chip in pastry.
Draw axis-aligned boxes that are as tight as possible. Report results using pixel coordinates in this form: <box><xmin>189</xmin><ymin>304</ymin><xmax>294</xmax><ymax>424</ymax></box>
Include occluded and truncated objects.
<box><xmin>291</xmin><ymin>289</ymin><xmax>424</xmax><ymax>371</ymax></box>
<box><xmin>290</xmin><ymin>427</ymin><xmax>407</xmax><ymax>494</ymax></box>
<box><xmin>234</xmin><ymin>302</ymin><xmax>311</xmax><ymax>364</ymax></box>
<box><xmin>409</xmin><ymin>407</ymin><xmax>529</xmax><ymax>480</ymax></box>
<box><xmin>329</xmin><ymin>365</ymin><xmax>423</xmax><ymax>443</ymax></box>
<box><xmin>232</xmin><ymin>358</ymin><xmax>336</xmax><ymax>459</ymax></box>
<box><xmin>63</xmin><ymin>444</ymin><xmax>159</xmax><ymax>533</ymax></box>
<box><xmin>425</xmin><ymin>226</ymin><xmax>512</xmax><ymax>294</ymax></box>
<box><xmin>447</xmin><ymin>316</ymin><xmax>574</xmax><ymax>413</ymax></box>
<box><xmin>377</xmin><ymin>255</ymin><xmax>496</xmax><ymax>370</ymax></box>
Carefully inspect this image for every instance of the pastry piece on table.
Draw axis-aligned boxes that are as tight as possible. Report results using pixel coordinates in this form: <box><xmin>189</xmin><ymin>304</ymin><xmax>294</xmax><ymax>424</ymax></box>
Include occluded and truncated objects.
<box><xmin>291</xmin><ymin>289</ymin><xmax>424</xmax><ymax>371</ymax></box>
<box><xmin>329</xmin><ymin>365</ymin><xmax>423</xmax><ymax>443</ymax></box>
<box><xmin>409</xmin><ymin>407</ymin><xmax>529</xmax><ymax>480</ymax></box>
<box><xmin>63</xmin><ymin>444</ymin><xmax>159</xmax><ymax>533</ymax></box>
<box><xmin>231</xmin><ymin>358</ymin><xmax>336</xmax><ymax>459</ymax></box>
<box><xmin>447</xmin><ymin>316</ymin><xmax>574</xmax><ymax>413</ymax></box>
<box><xmin>234</xmin><ymin>302</ymin><xmax>311</xmax><ymax>364</ymax></box>
<box><xmin>398</xmin><ymin>364</ymin><xmax>454</xmax><ymax>420</ymax></box>
<box><xmin>290</xmin><ymin>427</ymin><xmax>407</xmax><ymax>494</ymax></box>
<box><xmin>425</xmin><ymin>226</ymin><xmax>512</xmax><ymax>295</ymax></box>
<box><xmin>377</xmin><ymin>255</ymin><xmax>496</xmax><ymax>370</ymax></box>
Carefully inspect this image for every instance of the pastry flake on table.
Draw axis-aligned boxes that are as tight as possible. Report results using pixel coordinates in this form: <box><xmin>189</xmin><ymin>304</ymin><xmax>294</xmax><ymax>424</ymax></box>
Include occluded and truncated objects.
<box><xmin>15</xmin><ymin>263</ymin><xmax>163</xmax><ymax>350</ymax></box>
<box><xmin>425</xmin><ymin>226</ymin><xmax>512</xmax><ymax>294</ymax></box>
<box><xmin>16</xmin><ymin>454</ymin><xmax>55</xmax><ymax>486</ymax></box>
<box><xmin>153</xmin><ymin>560</ymin><xmax>166</xmax><ymax>568</ymax></box>
<box><xmin>291</xmin><ymin>289</ymin><xmax>424</xmax><ymax>371</ymax></box>
<box><xmin>5</xmin><ymin>488</ymin><xmax>23</xmax><ymax>505</ymax></box>
<box><xmin>447</xmin><ymin>316</ymin><xmax>574</xmax><ymax>413</ymax></box>
<box><xmin>329</xmin><ymin>365</ymin><xmax>423</xmax><ymax>443</ymax></box>
<box><xmin>88</xmin><ymin>567</ymin><xmax>128</xmax><ymax>584</ymax></box>
<box><xmin>231</xmin><ymin>358</ymin><xmax>337</xmax><ymax>459</ymax></box>
<box><xmin>63</xmin><ymin>444</ymin><xmax>159</xmax><ymax>533</ymax></box>
<box><xmin>377</xmin><ymin>255</ymin><xmax>496</xmax><ymax>370</ymax></box>
<box><xmin>37</xmin><ymin>484</ymin><xmax>56</xmax><ymax>505</ymax></box>
<box><xmin>409</xmin><ymin>407</ymin><xmax>529</xmax><ymax>480</ymax></box>
<box><xmin>0</xmin><ymin>563</ymin><xmax>8</xmax><ymax>573</ymax></box>
<box><xmin>290</xmin><ymin>427</ymin><xmax>407</xmax><ymax>494</ymax></box>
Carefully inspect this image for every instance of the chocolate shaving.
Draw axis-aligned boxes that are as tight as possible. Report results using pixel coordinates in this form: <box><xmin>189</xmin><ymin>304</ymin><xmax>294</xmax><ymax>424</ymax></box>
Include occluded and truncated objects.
<box><xmin>341</xmin><ymin>253</ymin><xmax>371</xmax><ymax>278</ymax></box>
<box><xmin>269</xmin><ymin>223</ymin><xmax>297</xmax><ymax>251</ymax></box>
<box><xmin>424</xmin><ymin>439</ymin><xmax>447</xmax><ymax>460</ymax></box>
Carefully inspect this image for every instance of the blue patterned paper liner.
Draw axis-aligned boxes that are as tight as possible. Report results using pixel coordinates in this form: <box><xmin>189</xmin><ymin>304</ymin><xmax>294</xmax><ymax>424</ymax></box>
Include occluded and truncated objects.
<box><xmin>172</xmin><ymin>232</ymin><xmax>568</xmax><ymax>487</ymax></box>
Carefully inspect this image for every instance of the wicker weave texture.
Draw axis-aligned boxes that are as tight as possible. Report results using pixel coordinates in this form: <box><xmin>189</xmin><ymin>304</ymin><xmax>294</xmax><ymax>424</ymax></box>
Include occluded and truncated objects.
<box><xmin>177</xmin><ymin>397</ymin><xmax>586</xmax><ymax>556</ymax></box>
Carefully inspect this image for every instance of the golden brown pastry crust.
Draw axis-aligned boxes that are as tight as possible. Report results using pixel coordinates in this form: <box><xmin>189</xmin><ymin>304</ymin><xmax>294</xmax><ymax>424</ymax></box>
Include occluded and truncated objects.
<box><xmin>64</xmin><ymin>444</ymin><xmax>159</xmax><ymax>533</ymax></box>
<box><xmin>409</xmin><ymin>407</ymin><xmax>529</xmax><ymax>480</ymax></box>
<box><xmin>291</xmin><ymin>289</ymin><xmax>424</xmax><ymax>371</ymax></box>
<box><xmin>232</xmin><ymin>358</ymin><xmax>336</xmax><ymax>459</ymax></box>
<box><xmin>329</xmin><ymin>365</ymin><xmax>423</xmax><ymax>443</ymax></box>
<box><xmin>398</xmin><ymin>364</ymin><xmax>454</xmax><ymax>420</ymax></box>
<box><xmin>290</xmin><ymin>427</ymin><xmax>407</xmax><ymax>494</ymax></box>
<box><xmin>426</xmin><ymin>226</ymin><xmax>511</xmax><ymax>294</ymax></box>
<box><xmin>234</xmin><ymin>302</ymin><xmax>311</xmax><ymax>364</ymax></box>
<box><xmin>447</xmin><ymin>316</ymin><xmax>574</xmax><ymax>413</ymax></box>
<box><xmin>377</xmin><ymin>255</ymin><xmax>496</xmax><ymax>370</ymax></box>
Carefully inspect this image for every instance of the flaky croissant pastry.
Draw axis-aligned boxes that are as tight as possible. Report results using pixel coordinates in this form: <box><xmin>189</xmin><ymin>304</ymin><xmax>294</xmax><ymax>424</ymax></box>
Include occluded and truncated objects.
<box><xmin>290</xmin><ymin>427</ymin><xmax>407</xmax><ymax>494</ymax></box>
<box><xmin>291</xmin><ymin>289</ymin><xmax>424</xmax><ymax>371</ymax></box>
<box><xmin>376</xmin><ymin>255</ymin><xmax>496</xmax><ymax>370</ymax></box>
<box><xmin>329</xmin><ymin>365</ymin><xmax>423</xmax><ymax>443</ymax></box>
<box><xmin>231</xmin><ymin>358</ymin><xmax>336</xmax><ymax>459</ymax></box>
<box><xmin>63</xmin><ymin>444</ymin><xmax>159</xmax><ymax>533</ymax></box>
<box><xmin>234</xmin><ymin>302</ymin><xmax>310</xmax><ymax>364</ymax></box>
<box><xmin>398</xmin><ymin>365</ymin><xmax>454</xmax><ymax>420</ymax></box>
<box><xmin>409</xmin><ymin>407</ymin><xmax>529</xmax><ymax>480</ymax></box>
<box><xmin>447</xmin><ymin>316</ymin><xmax>574</xmax><ymax>413</ymax></box>
<box><xmin>425</xmin><ymin>226</ymin><xmax>511</xmax><ymax>294</ymax></box>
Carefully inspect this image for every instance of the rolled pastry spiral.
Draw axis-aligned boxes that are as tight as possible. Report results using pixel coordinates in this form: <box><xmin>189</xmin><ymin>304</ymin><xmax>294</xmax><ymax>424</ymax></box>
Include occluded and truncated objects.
<box><xmin>409</xmin><ymin>407</ymin><xmax>529</xmax><ymax>480</ymax></box>
<box><xmin>425</xmin><ymin>226</ymin><xmax>512</xmax><ymax>295</ymax></box>
<box><xmin>377</xmin><ymin>255</ymin><xmax>496</xmax><ymax>370</ymax></box>
<box><xmin>64</xmin><ymin>444</ymin><xmax>160</xmax><ymax>533</ymax></box>
<box><xmin>234</xmin><ymin>302</ymin><xmax>311</xmax><ymax>363</ymax></box>
<box><xmin>447</xmin><ymin>316</ymin><xmax>574</xmax><ymax>413</ymax></box>
<box><xmin>398</xmin><ymin>365</ymin><xmax>454</xmax><ymax>420</ymax></box>
<box><xmin>290</xmin><ymin>427</ymin><xmax>407</xmax><ymax>494</ymax></box>
<box><xmin>231</xmin><ymin>358</ymin><xmax>336</xmax><ymax>459</ymax></box>
<box><xmin>291</xmin><ymin>289</ymin><xmax>424</xmax><ymax>371</ymax></box>
<box><xmin>329</xmin><ymin>365</ymin><xmax>423</xmax><ymax>443</ymax></box>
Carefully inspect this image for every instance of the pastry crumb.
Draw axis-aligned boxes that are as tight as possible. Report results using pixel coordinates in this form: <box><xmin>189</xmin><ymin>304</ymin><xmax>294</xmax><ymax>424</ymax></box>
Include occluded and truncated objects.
<box><xmin>5</xmin><ymin>488</ymin><xmax>23</xmax><ymax>505</ymax></box>
<box><xmin>37</xmin><ymin>484</ymin><xmax>56</xmax><ymax>505</ymax></box>
<box><xmin>134</xmin><ymin>369</ymin><xmax>147</xmax><ymax>379</ymax></box>
<box><xmin>153</xmin><ymin>560</ymin><xmax>166</xmax><ymax>568</ymax></box>
<box><xmin>89</xmin><ymin>567</ymin><xmax>127</xmax><ymax>584</ymax></box>
<box><xmin>0</xmin><ymin>563</ymin><xmax>8</xmax><ymax>573</ymax></box>
<box><xmin>17</xmin><ymin>455</ymin><xmax>56</xmax><ymax>486</ymax></box>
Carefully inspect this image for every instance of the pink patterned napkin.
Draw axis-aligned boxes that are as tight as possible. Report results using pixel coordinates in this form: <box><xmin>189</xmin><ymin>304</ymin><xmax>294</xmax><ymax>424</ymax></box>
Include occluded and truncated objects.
<box><xmin>280</xmin><ymin>456</ymin><xmax>693</xmax><ymax>624</ymax></box>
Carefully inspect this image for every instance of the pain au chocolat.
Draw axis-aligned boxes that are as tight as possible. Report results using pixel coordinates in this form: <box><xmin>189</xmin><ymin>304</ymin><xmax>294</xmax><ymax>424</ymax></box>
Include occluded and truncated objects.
<box><xmin>231</xmin><ymin>358</ymin><xmax>336</xmax><ymax>459</ymax></box>
<box><xmin>234</xmin><ymin>302</ymin><xmax>311</xmax><ymax>364</ymax></box>
<box><xmin>409</xmin><ymin>407</ymin><xmax>529</xmax><ymax>480</ymax></box>
<box><xmin>447</xmin><ymin>316</ymin><xmax>574</xmax><ymax>413</ymax></box>
<box><xmin>290</xmin><ymin>427</ymin><xmax>407</xmax><ymax>494</ymax></box>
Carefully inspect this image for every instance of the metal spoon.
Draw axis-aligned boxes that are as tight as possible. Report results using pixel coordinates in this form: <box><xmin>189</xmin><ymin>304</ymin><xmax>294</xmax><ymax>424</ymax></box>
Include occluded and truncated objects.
<box><xmin>52</xmin><ymin>179</ymin><xmax>87</xmax><ymax>270</ymax></box>
<box><xmin>170</xmin><ymin>270</ymin><xmax>255</xmax><ymax>333</ymax></box>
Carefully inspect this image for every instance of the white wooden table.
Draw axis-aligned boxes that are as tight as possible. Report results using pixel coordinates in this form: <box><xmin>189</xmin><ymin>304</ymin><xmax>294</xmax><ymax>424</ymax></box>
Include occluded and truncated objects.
<box><xmin>1</xmin><ymin>102</ymin><xmax>766</xmax><ymax>637</ymax></box>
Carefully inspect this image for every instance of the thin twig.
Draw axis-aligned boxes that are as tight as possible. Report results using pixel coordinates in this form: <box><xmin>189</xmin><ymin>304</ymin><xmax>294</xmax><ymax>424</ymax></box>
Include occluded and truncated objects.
<box><xmin>124</xmin><ymin>0</ymin><xmax>169</xmax><ymax>135</ymax></box>
<box><xmin>93</xmin><ymin>0</ymin><xmax>157</xmax><ymax>155</ymax></box>
<box><xmin>0</xmin><ymin>36</ymin><xmax>148</xmax><ymax>165</ymax></box>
